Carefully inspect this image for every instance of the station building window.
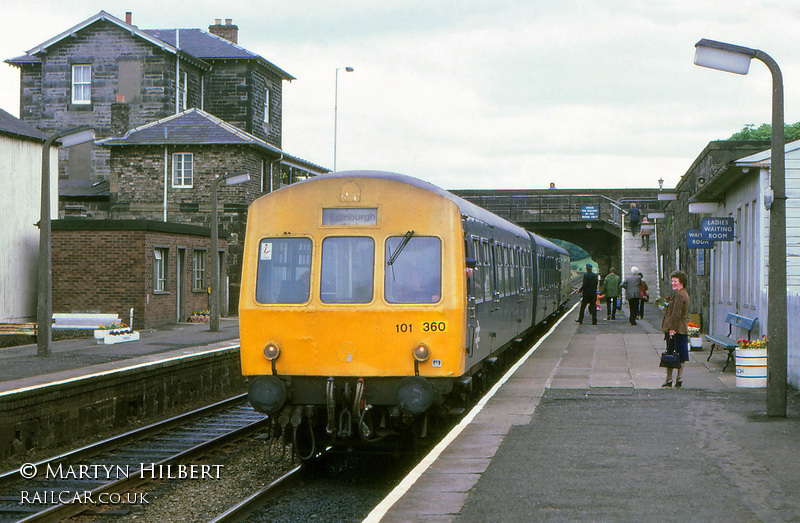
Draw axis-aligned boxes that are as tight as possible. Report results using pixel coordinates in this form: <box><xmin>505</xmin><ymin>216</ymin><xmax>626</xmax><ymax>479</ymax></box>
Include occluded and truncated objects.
<box><xmin>192</xmin><ymin>249</ymin><xmax>206</xmax><ymax>291</ymax></box>
<box><xmin>153</xmin><ymin>247</ymin><xmax>169</xmax><ymax>292</ymax></box>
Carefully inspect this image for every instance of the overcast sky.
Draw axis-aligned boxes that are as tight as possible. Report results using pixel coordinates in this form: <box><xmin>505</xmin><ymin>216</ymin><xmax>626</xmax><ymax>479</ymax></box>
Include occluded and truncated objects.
<box><xmin>2</xmin><ymin>1</ymin><xmax>799</xmax><ymax>190</ymax></box>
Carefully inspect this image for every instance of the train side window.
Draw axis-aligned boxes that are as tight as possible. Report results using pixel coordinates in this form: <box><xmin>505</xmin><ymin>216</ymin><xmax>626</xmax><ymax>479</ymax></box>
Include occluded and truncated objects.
<box><xmin>320</xmin><ymin>237</ymin><xmax>375</xmax><ymax>304</ymax></box>
<box><xmin>256</xmin><ymin>238</ymin><xmax>312</xmax><ymax>304</ymax></box>
<box><xmin>483</xmin><ymin>240</ymin><xmax>492</xmax><ymax>300</ymax></box>
<box><xmin>471</xmin><ymin>237</ymin><xmax>484</xmax><ymax>302</ymax></box>
<box><xmin>385</xmin><ymin>236</ymin><xmax>441</xmax><ymax>304</ymax></box>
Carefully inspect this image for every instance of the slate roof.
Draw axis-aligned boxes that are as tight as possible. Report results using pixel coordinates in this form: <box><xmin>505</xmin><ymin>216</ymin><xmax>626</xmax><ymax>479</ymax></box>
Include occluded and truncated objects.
<box><xmin>5</xmin><ymin>11</ymin><xmax>294</xmax><ymax>80</ymax></box>
<box><xmin>144</xmin><ymin>29</ymin><xmax>293</xmax><ymax>80</ymax></box>
<box><xmin>0</xmin><ymin>108</ymin><xmax>46</xmax><ymax>142</ymax></box>
<box><xmin>97</xmin><ymin>108</ymin><xmax>326</xmax><ymax>172</ymax></box>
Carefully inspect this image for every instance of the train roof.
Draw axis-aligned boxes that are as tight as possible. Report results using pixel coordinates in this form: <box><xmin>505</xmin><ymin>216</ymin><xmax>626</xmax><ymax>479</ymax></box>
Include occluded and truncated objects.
<box><xmin>291</xmin><ymin>171</ymin><xmax>567</xmax><ymax>255</ymax></box>
<box><xmin>296</xmin><ymin>170</ymin><xmax>527</xmax><ymax>234</ymax></box>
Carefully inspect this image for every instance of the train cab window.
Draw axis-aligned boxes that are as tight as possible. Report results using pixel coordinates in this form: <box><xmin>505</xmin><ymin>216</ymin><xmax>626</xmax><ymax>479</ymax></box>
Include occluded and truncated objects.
<box><xmin>321</xmin><ymin>237</ymin><xmax>375</xmax><ymax>303</ymax></box>
<box><xmin>255</xmin><ymin>238</ymin><xmax>312</xmax><ymax>304</ymax></box>
<box><xmin>385</xmin><ymin>236</ymin><xmax>441</xmax><ymax>304</ymax></box>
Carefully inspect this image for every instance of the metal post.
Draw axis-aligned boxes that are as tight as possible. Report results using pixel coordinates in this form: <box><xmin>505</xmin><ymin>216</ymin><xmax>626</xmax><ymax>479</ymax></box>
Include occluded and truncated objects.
<box><xmin>334</xmin><ymin>68</ymin><xmax>339</xmax><ymax>172</ymax></box>
<box><xmin>754</xmin><ymin>50</ymin><xmax>787</xmax><ymax>417</ymax></box>
<box><xmin>210</xmin><ymin>176</ymin><xmax>221</xmax><ymax>332</ymax></box>
<box><xmin>37</xmin><ymin>134</ymin><xmax>57</xmax><ymax>357</ymax></box>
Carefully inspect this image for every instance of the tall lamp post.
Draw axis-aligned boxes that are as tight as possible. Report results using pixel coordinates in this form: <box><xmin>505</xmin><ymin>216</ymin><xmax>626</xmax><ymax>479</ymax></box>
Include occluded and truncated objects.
<box><xmin>210</xmin><ymin>171</ymin><xmax>250</xmax><ymax>332</ymax></box>
<box><xmin>693</xmin><ymin>38</ymin><xmax>787</xmax><ymax>417</ymax></box>
<box><xmin>333</xmin><ymin>66</ymin><xmax>354</xmax><ymax>172</ymax></box>
<box><xmin>37</xmin><ymin>126</ymin><xmax>95</xmax><ymax>357</ymax></box>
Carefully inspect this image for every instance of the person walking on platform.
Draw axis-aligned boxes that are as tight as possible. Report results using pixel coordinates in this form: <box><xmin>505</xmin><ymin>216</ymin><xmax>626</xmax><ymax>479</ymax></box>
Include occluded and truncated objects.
<box><xmin>621</xmin><ymin>266</ymin><xmax>642</xmax><ymax>325</ymax></box>
<box><xmin>628</xmin><ymin>203</ymin><xmax>641</xmax><ymax>235</ymax></box>
<box><xmin>602</xmin><ymin>268</ymin><xmax>621</xmax><ymax>320</ymax></box>
<box><xmin>638</xmin><ymin>272</ymin><xmax>648</xmax><ymax>319</ymax></box>
<box><xmin>661</xmin><ymin>270</ymin><xmax>690</xmax><ymax>388</ymax></box>
<box><xmin>576</xmin><ymin>264</ymin><xmax>599</xmax><ymax>325</ymax></box>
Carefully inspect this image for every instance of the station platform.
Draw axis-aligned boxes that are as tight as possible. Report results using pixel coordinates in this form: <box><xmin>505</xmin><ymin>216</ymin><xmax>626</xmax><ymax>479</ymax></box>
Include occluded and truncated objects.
<box><xmin>0</xmin><ymin>319</ymin><xmax>241</xmax><ymax>394</ymax></box>
<box><xmin>370</xmin><ymin>301</ymin><xmax>800</xmax><ymax>522</ymax></box>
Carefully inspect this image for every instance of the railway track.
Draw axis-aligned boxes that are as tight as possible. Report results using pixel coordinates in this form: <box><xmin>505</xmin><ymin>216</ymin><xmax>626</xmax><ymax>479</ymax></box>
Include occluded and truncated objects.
<box><xmin>0</xmin><ymin>394</ymin><xmax>269</xmax><ymax>522</ymax></box>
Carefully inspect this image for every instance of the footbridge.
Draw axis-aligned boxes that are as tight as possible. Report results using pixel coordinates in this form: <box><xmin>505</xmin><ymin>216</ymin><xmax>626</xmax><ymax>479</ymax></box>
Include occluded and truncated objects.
<box><xmin>451</xmin><ymin>188</ymin><xmax>662</xmax><ymax>275</ymax></box>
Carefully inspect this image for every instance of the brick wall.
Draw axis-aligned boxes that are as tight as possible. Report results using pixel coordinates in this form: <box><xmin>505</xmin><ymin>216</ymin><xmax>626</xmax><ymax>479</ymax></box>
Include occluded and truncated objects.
<box><xmin>52</xmin><ymin>221</ymin><xmax>227</xmax><ymax>329</ymax></box>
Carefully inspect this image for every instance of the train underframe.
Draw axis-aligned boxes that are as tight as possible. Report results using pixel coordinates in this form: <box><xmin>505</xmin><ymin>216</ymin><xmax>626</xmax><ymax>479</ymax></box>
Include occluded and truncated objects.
<box><xmin>249</xmin><ymin>338</ymin><xmax>531</xmax><ymax>459</ymax></box>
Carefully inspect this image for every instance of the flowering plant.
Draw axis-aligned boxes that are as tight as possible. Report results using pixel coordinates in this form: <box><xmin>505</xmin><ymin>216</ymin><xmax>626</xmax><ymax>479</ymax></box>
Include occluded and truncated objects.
<box><xmin>687</xmin><ymin>322</ymin><xmax>700</xmax><ymax>336</ymax></box>
<box><xmin>99</xmin><ymin>321</ymin><xmax>128</xmax><ymax>330</ymax></box>
<box><xmin>737</xmin><ymin>336</ymin><xmax>768</xmax><ymax>350</ymax></box>
<box><xmin>655</xmin><ymin>295</ymin><xmax>671</xmax><ymax>311</ymax></box>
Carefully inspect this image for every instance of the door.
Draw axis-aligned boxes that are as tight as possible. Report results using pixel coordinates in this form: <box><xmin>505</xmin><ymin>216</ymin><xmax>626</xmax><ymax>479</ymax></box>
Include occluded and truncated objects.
<box><xmin>177</xmin><ymin>248</ymin><xmax>186</xmax><ymax>322</ymax></box>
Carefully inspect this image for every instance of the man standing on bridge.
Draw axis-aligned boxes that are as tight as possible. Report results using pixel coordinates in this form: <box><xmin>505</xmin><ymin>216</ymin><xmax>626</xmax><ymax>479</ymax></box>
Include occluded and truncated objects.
<box><xmin>576</xmin><ymin>264</ymin><xmax>599</xmax><ymax>325</ymax></box>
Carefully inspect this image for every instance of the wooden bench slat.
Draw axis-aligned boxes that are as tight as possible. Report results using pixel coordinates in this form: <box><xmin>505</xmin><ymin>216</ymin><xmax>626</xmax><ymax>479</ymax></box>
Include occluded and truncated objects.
<box><xmin>707</xmin><ymin>313</ymin><xmax>758</xmax><ymax>372</ymax></box>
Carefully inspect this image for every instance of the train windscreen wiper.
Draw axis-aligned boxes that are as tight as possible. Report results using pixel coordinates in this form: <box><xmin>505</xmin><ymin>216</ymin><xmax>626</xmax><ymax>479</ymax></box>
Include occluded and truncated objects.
<box><xmin>387</xmin><ymin>230</ymin><xmax>414</xmax><ymax>267</ymax></box>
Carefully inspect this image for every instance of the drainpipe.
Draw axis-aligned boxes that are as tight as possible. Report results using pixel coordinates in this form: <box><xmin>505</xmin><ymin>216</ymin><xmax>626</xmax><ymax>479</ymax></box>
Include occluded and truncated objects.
<box><xmin>175</xmin><ymin>29</ymin><xmax>180</xmax><ymax>114</ymax></box>
<box><xmin>164</xmin><ymin>145</ymin><xmax>168</xmax><ymax>221</ymax></box>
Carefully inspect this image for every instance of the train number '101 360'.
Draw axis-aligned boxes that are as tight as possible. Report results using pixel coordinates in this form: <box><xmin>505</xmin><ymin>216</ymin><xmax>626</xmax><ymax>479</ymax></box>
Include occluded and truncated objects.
<box><xmin>395</xmin><ymin>322</ymin><xmax>447</xmax><ymax>333</ymax></box>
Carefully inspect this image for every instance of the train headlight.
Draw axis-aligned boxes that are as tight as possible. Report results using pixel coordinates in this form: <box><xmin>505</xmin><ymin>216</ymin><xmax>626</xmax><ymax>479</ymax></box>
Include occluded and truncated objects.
<box><xmin>263</xmin><ymin>342</ymin><xmax>281</xmax><ymax>361</ymax></box>
<box><xmin>413</xmin><ymin>343</ymin><xmax>430</xmax><ymax>362</ymax></box>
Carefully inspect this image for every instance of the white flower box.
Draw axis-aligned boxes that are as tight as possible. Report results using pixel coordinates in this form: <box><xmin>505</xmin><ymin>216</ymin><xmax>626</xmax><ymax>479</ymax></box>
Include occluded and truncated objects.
<box><xmin>94</xmin><ymin>328</ymin><xmax>138</xmax><ymax>344</ymax></box>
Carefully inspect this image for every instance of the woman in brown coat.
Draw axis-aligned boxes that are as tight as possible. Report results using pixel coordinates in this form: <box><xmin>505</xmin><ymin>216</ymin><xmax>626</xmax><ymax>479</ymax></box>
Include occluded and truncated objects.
<box><xmin>661</xmin><ymin>270</ymin><xmax>689</xmax><ymax>388</ymax></box>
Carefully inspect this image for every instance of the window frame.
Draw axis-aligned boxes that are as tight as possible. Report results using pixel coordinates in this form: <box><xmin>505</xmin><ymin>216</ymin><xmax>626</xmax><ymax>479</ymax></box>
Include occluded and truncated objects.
<box><xmin>192</xmin><ymin>249</ymin><xmax>206</xmax><ymax>291</ymax></box>
<box><xmin>71</xmin><ymin>64</ymin><xmax>92</xmax><ymax>105</ymax></box>
<box><xmin>153</xmin><ymin>247</ymin><xmax>169</xmax><ymax>293</ymax></box>
<box><xmin>264</xmin><ymin>87</ymin><xmax>271</xmax><ymax>129</ymax></box>
<box><xmin>321</xmin><ymin>236</ymin><xmax>375</xmax><ymax>304</ymax></box>
<box><xmin>172</xmin><ymin>152</ymin><xmax>193</xmax><ymax>188</ymax></box>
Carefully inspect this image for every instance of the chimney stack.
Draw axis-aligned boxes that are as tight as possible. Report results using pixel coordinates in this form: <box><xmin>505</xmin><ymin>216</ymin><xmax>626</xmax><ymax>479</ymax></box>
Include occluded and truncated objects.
<box><xmin>125</xmin><ymin>12</ymin><xmax>132</xmax><ymax>25</ymax></box>
<box><xmin>209</xmin><ymin>18</ymin><xmax>238</xmax><ymax>44</ymax></box>
<box><xmin>111</xmin><ymin>101</ymin><xmax>130</xmax><ymax>137</ymax></box>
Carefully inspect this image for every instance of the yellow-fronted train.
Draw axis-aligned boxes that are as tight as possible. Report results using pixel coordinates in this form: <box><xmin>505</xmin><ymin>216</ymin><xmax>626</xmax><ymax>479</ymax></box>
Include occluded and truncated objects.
<box><xmin>239</xmin><ymin>171</ymin><xmax>570</xmax><ymax>457</ymax></box>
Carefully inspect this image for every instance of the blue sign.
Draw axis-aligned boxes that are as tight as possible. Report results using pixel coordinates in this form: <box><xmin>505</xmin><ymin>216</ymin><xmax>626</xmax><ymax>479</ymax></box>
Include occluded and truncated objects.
<box><xmin>581</xmin><ymin>205</ymin><xmax>599</xmax><ymax>220</ymax></box>
<box><xmin>687</xmin><ymin>229</ymin><xmax>714</xmax><ymax>249</ymax></box>
<box><xmin>701</xmin><ymin>217</ymin><xmax>734</xmax><ymax>241</ymax></box>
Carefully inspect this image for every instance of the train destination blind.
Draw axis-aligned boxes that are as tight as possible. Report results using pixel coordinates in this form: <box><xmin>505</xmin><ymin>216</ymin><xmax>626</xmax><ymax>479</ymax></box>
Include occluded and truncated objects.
<box><xmin>322</xmin><ymin>208</ymin><xmax>378</xmax><ymax>226</ymax></box>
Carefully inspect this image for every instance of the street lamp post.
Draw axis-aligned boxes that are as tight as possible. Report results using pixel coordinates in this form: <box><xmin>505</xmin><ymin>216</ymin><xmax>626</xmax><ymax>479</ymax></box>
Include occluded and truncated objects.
<box><xmin>37</xmin><ymin>127</ymin><xmax>95</xmax><ymax>357</ymax></box>
<box><xmin>210</xmin><ymin>171</ymin><xmax>250</xmax><ymax>332</ymax></box>
<box><xmin>333</xmin><ymin>66</ymin><xmax>354</xmax><ymax>172</ymax></box>
<box><xmin>693</xmin><ymin>38</ymin><xmax>787</xmax><ymax>417</ymax></box>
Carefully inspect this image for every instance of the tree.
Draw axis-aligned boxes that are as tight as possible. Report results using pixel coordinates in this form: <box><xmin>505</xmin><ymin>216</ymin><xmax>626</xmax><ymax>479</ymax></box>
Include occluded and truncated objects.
<box><xmin>728</xmin><ymin>122</ymin><xmax>800</xmax><ymax>141</ymax></box>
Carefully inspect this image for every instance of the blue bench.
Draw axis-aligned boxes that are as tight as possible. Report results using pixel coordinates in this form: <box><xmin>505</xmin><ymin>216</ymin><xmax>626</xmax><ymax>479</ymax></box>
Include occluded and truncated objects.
<box><xmin>705</xmin><ymin>313</ymin><xmax>758</xmax><ymax>371</ymax></box>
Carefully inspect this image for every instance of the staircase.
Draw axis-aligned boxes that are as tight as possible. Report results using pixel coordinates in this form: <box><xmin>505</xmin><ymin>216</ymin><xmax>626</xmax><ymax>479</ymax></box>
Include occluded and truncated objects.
<box><xmin>621</xmin><ymin>226</ymin><xmax>658</xmax><ymax>298</ymax></box>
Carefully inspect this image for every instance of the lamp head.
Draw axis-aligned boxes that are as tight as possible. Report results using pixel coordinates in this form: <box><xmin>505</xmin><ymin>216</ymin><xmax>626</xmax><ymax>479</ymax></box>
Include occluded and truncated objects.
<box><xmin>693</xmin><ymin>38</ymin><xmax>755</xmax><ymax>75</ymax></box>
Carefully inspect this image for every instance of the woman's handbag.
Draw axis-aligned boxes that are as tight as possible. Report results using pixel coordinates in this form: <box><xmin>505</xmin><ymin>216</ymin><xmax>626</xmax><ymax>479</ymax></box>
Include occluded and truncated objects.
<box><xmin>659</xmin><ymin>351</ymin><xmax>680</xmax><ymax>368</ymax></box>
<box><xmin>659</xmin><ymin>335</ymin><xmax>681</xmax><ymax>368</ymax></box>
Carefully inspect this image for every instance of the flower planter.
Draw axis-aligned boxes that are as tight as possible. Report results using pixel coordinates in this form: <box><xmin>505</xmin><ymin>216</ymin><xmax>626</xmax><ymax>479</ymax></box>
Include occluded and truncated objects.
<box><xmin>689</xmin><ymin>336</ymin><xmax>703</xmax><ymax>350</ymax></box>
<box><xmin>94</xmin><ymin>328</ymin><xmax>139</xmax><ymax>345</ymax></box>
<box><xmin>735</xmin><ymin>348</ymin><xmax>767</xmax><ymax>388</ymax></box>
<box><xmin>94</xmin><ymin>328</ymin><xmax>131</xmax><ymax>343</ymax></box>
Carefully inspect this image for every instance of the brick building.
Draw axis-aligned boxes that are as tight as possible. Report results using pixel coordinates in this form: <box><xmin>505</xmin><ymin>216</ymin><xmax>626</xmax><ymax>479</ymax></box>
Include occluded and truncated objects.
<box><xmin>4</xmin><ymin>10</ymin><xmax>300</xmax><ymax>196</ymax></box>
<box><xmin>52</xmin><ymin>220</ymin><xmax>227</xmax><ymax>329</ymax></box>
<box><xmin>5</xmin><ymin>10</ymin><xmax>328</xmax><ymax>322</ymax></box>
<box><xmin>96</xmin><ymin>108</ymin><xmax>325</xmax><ymax>308</ymax></box>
